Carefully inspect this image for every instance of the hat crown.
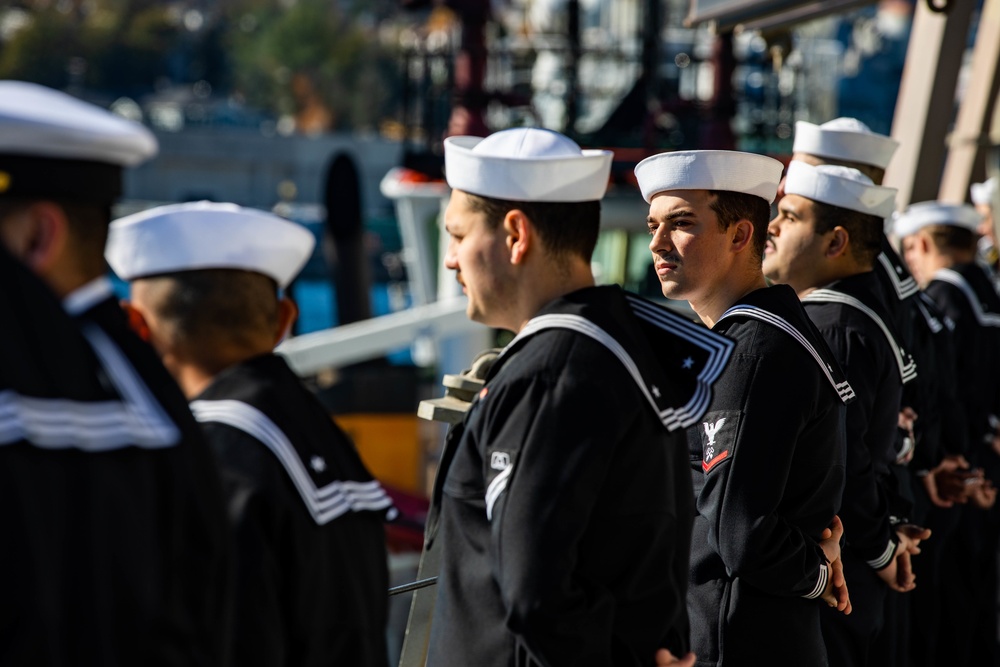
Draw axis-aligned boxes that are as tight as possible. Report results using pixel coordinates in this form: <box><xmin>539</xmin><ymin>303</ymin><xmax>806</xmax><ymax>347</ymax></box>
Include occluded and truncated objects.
<box><xmin>813</xmin><ymin>164</ymin><xmax>874</xmax><ymax>186</ymax></box>
<box><xmin>893</xmin><ymin>201</ymin><xmax>981</xmax><ymax>237</ymax></box>
<box><xmin>784</xmin><ymin>160</ymin><xmax>897</xmax><ymax>218</ymax></box>
<box><xmin>106</xmin><ymin>201</ymin><xmax>316</xmax><ymax>289</ymax></box>
<box><xmin>633</xmin><ymin>149</ymin><xmax>784</xmax><ymax>204</ymax></box>
<box><xmin>474</xmin><ymin>127</ymin><xmax>582</xmax><ymax>159</ymax></box>
<box><xmin>820</xmin><ymin>117</ymin><xmax>874</xmax><ymax>134</ymax></box>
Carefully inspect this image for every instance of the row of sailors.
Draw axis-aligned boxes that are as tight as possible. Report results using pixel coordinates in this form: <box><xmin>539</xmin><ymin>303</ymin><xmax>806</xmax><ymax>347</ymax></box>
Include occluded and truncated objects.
<box><xmin>2</xmin><ymin>77</ymin><xmax>1000</xmax><ymax>667</ymax></box>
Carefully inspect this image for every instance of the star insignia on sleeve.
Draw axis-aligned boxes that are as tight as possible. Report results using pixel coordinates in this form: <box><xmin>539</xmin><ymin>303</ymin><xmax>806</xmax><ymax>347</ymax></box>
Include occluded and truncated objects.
<box><xmin>651</xmin><ymin>385</ymin><xmax>661</xmax><ymax>398</ymax></box>
<box><xmin>682</xmin><ymin>357</ymin><xmax>694</xmax><ymax>369</ymax></box>
<box><xmin>310</xmin><ymin>456</ymin><xmax>327</xmax><ymax>473</ymax></box>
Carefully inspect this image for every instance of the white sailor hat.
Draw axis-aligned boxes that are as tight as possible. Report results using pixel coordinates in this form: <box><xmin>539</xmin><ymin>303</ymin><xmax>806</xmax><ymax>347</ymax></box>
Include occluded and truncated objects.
<box><xmin>971</xmin><ymin>177</ymin><xmax>998</xmax><ymax>207</ymax></box>
<box><xmin>0</xmin><ymin>80</ymin><xmax>157</xmax><ymax>204</ymax></box>
<box><xmin>106</xmin><ymin>201</ymin><xmax>316</xmax><ymax>289</ymax></box>
<box><xmin>892</xmin><ymin>201</ymin><xmax>982</xmax><ymax>238</ymax></box>
<box><xmin>793</xmin><ymin>118</ymin><xmax>899</xmax><ymax>170</ymax></box>
<box><xmin>784</xmin><ymin>161</ymin><xmax>897</xmax><ymax>218</ymax></box>
<box><xmin>633</xmin><ymin>149</ymin><xmax>784</xmax><ymax>204</ymax></box>
<box><xmin>443</xmin><ymin>128</ymin><xmax>612</xmax><ymax>202</ymax></box>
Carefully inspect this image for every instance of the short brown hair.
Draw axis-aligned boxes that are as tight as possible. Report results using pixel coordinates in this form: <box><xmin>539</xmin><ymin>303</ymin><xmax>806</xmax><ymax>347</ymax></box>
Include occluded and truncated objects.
<box><xmin>926</xmin><ymin>224</ymin><xmax>977</xmax><ymax>254</ymax></box>
<box><xmin>465</xmin><ymin>194</ymin><xmax>602</xmax><ymax>263</ymax></box>
<box><xmin>138</xmin><ymin>269</ymin><xmax>279</xmax><ymax>364</ymax></box>
<box><xmin>708</xmin><ymin>190</ymin><xmax>772</xmax><ymax>260</ymax></box>
<box><xmin>811</xmin><ymin>200</ymin><xmax>882</xmax><ymax>267</ymax></box>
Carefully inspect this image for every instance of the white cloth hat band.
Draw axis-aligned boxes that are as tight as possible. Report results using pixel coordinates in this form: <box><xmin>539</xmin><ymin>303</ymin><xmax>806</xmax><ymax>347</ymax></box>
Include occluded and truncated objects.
<box><xmin>444</xmin><ymin>129</ymin><xmax>612</xmax><ymax>202</ymax></box>
<box><xmin>633</xmin><ymin>150</ymin><xmax>784</xmax><ymax>204</ymax></box>
<box><xmin>793</xmin><ymin>119</ymin><xmax>899</xmax><ymax>170</ymax></box>
<box><xmin>784</xmin><ymin>161</ymin><xmax>897</xmax><ymax>218</ymax></box>
<box><xmin>892</xmin><ymin>201</ymin><xmax>982</xmax><ymax>238</ymax></box>
<box><xmin>106</xmin><ymin>201</ymin><xmax>316</xmax><ymax>289</ymax></box>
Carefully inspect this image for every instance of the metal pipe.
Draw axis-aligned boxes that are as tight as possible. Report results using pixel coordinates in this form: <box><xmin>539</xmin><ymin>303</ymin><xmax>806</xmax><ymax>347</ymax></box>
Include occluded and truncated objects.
<box><xmin>389</xmin><ymin>576</ymin><xmax>439</xmax><ymax>596</ymax></box>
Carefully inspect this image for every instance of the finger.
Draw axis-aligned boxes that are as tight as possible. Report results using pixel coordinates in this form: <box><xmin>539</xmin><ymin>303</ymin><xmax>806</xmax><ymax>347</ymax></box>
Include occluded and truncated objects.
<box><xmin>830</xmin><ymin>515</ymin><xmax>844</xmax><ymax>540</ymax></box>
<box><xmin>831</xmin><ymin>558</ymin><xmax>846</xmax><ymax>588</ymax></box>
<box><xmin>821</xmin><ymin>528</ymin><xmax>833</xmax><ymax>540</ymax></box>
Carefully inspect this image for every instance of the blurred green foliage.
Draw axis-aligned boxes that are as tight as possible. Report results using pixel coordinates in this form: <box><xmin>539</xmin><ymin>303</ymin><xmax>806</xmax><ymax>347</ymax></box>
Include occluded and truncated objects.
<box><xmin>0</xmin><ymin>0</ymin><xmax>400</xmax><ymax>132</ymax></box>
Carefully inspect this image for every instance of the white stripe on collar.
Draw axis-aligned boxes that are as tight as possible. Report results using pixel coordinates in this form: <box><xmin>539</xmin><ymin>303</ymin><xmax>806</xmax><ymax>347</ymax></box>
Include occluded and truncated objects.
<box><xmin>63</xmin><ymin>276</ymin><xmax>114</xmax><ymax>316</ymax></box>
<box><xmin>877</xmin><ymin>253</ymin><xmax>919</xmax><ymax>301</ymax></box>
<box><xmin>0</xmin><ymin>323</ymin><xmax>180</xmax><ymax>450</ymax></box>
<box><xmin>718</xmin><ymin>304</ymin><xmax>855</xmax><ymax>403</ymax></box>
<box><xmin>500</xmin><ymin>309</ymin><xmax>732</xmax><ymax>431</ymax></box>
<box><xmin>190</xmin><ymin>399</ymin><xmax>393</xmax><ymax>525</ymax></box>
<box><xmin>802</xmin><ymin>289</ymin><xmax>918</xmax><ymax>384</ymax></box>
<box><xmin>932</xmin><ymin>268</ymin><xmax>1000</xmax><ymax>328</ymax></box>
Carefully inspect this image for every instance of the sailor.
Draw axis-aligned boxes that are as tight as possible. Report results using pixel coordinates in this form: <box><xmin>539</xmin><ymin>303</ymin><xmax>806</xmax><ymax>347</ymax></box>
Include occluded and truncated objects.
<box><xmin>106</xmin><ymin>201</ymin><xmax>395</xmax><ymax>667</ymax></box>
<box><xmin>0</xmin><ymin>81</ymin><xmax>231</xmax><ymax>663</ymax></box>
<box><xmin>634</xmin><ymin>149</ymin><xmax>851</xmax><ymax>667</ymax></box>
<box><xmin>765</xmin><ymin>162</ymin><xmax>930</xmax><ymax>667</ymax></box>
<box><xmin>971</xmin><ymin>177</ymin><xmax>1000</xmax><ymax>285</ymax></box>
<box><xmin>423</xmin><ymin>127</ymin><xmax>736</xmax><ymax>667</ymax></box>
<box><xmin>894</xmin><ymin>201</ymin><xmax>1000</xmax><ymax>667</ymax></box>
<box><xmin>788</xmin><ymin>118</ymin><xmax>954</xmax><ymax>667</ymax></box>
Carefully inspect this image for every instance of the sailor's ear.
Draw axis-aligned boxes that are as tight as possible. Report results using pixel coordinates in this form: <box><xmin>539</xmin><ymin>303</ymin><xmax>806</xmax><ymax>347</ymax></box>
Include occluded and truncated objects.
<box><xmin>730</xmin><ymin>218</ymin><xmax>755</xmax><ymax>253</ymax></box>
<box><xmin>504</xmin><ymin>209</ymin><xmax>532</xmax><ymax>265</ymax></box>
<box><xmin>275</xmin><ymin>295</ymin><xmax>299</xmax><ymax>346</ymax></box>
<box><xmin>1</xmin><ymin>201</ymin><xmax>68</xmax><ymax>275</ymax></box>
<box><xmin>826</xmin><ymin>226</ymin><xmax>850</xmax><ymax>259</ymax></box>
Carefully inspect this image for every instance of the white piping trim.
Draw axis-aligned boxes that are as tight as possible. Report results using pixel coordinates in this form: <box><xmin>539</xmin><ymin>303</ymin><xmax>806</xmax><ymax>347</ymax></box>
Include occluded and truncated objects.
<box><xmin>932</xmin><ymin>268</ymin><xmax>1000</xmax><ymax>328</ymax></box>
<box><xmin>915</xmin><ymin>298</ymin><xmax>944</xmax><ymax>334</ymax></box>
<box><xmin>877</xmin><ymin>253</ymin><xmax>919</xmax><ymax>300</ymax></box>
<box><xmin>866</xmin><ymin>539</ymin><xmax>896</xmax><ymax>570</ymax></box>
<box><xmin>63</xmin><ymin>276</ymin><xmax>114</xmax><ymax>316</ymax></box>
<box><xmin>802</xmin><ymin>290</ymin><xmax>918</xmax><ymax>384</ymax></box>
<box><xmin>190</xmin><ymin>399</ymin><xmax>392</xmax><ymax>525</ymax></box>
<box><xmin>802</xmin><ymin>563</ymin><xmax>828</xmax><ymax>600</ymax></box>
<box><xmin>485</xmin><ymin>463</ymin><xmax>513</xmax><ymax>521</ymax></box>
<box><xmin>0</xmin><ymin>324</ymin><xmax>180</xmax><ymax>450</ymax></box>
<box><xmin>718</xmin><ymin>305</ymin><xmax>856</xmax><ymax>404</ymax></box>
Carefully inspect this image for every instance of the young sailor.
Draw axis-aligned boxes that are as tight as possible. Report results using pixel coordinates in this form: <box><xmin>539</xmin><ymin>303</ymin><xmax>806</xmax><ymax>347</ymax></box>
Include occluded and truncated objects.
<box><xmin>423</xmin><ymin>128</ymin><xmax>735</xmax><ymax>667</ymax></box>
<box><xmin>766</xmin><ymin>162</ymin><xmax>930</xmax><ymax>667</ymax></box>
<box><xmin>0</xmin><ymin>80</ymin><xmax>231</xmax><ymax>665</ymax></box>
<box><xmin>894</xmin><ymin>201</ymin><xmax>1000</xmax><ymax>667</ymax></box>
<box><xmin>635</xmin><ymin>149</ymin><xmax>852</xmax><ymax>667</ymax></box>
<box><xmin>106</xmin><ymin>201</ymin><xmax>394</xmax><ymax>667</ymax></box>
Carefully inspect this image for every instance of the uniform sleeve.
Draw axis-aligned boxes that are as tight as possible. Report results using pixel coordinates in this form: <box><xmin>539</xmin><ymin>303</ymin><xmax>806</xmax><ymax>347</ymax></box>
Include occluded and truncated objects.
<box><xmin>201</xmin><ymin>423</ymin><xmax>285</xmax><ymax>667</ymax></box>
<box><xmin>481</xmin><ymin>363</ymin><xmax>641</xmax><ymax>667</ymax></box>
<box><xmin>694</xmin><ymin>350</ymin><xmax>836</xmax><ymax>598</ymax></box>
<box><xmin>818</xmin><ymin>325</ymin><xmax>896</xmax><ymax>569</ymax></box>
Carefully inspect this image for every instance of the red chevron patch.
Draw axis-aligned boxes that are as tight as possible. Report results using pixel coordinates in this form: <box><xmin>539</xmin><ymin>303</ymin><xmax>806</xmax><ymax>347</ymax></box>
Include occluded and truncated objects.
<box><xmin>702</xmin><ymin>449</ymin><xmax>729</xmax><ymax>473</ymax></box>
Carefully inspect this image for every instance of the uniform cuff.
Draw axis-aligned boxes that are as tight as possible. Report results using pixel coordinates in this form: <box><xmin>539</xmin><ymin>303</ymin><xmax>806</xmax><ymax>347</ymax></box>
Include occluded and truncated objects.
<box><xmin>803</xmin><ymin>563</ymin><xmax>828</xmax><ymax>600</ymax></box>
<box><xmin>867</xmin><ymin>539</ymin><xmax>896</xmax><ymax>570</ymax></box>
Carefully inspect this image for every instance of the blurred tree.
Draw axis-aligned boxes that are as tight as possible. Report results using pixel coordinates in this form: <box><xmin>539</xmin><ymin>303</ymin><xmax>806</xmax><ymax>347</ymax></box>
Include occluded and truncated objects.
<box><xmin>225</xmin><ymin>0</ymin><xmax>400</xmax><ymax>132</ymax></box>
<box><xmin>0</xmin><ymin>0</ymin><xmax>401</xmax><ymax>132</ymax></box>
<box><xmin>0</xmin><ymin>1</ymin><xmax>178</xmax><ymax>96</ymax></box>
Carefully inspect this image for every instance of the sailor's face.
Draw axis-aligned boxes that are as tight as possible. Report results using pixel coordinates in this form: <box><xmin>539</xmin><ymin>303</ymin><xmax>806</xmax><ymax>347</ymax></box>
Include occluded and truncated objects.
<box><xmin>900</xmin><ymin>233</ymin><xmax>932</xmax><ymax>287</ymax></box>
<box><xmin>443</xmin><ymin>189</ymin><xmax>513</xmax><ymax>328</ymax></box>
<box><xmin>763</xmin><ymin>194</ymin><xmax>826</xmax><ymax>292</ymax></box>
<box><xmin>646</xmin><ymin>190</ymin><xmax>733</xmax><ymax>304</ymax></box>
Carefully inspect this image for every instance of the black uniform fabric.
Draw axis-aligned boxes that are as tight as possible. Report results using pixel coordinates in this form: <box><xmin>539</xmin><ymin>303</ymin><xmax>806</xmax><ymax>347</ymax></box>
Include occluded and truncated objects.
<box><xmin>923</xmin><ymin>264</ymin><xmax>1000</xmax><ymax>667</ymax></box>
<box><xmin>803</xmin><ymin>272</ymin><xmax>910</xmax><ymax>667</ymax></box>
<box><xmin>924</xmin><ymin>265</ymin><xmax>1000</xmax><ymax>460</ymax></box>
<box><xmin>190</xmin><ymin>353</ymin><xmax>392</xmax><ymax>667</ymax></box>
<box><xmin>687</xmin><ymin>284</ymin><xmax>848</xmax><ymax>667</ymax></box>
<box><xmin>426</xmin><ymin>285</ymin><xmax>727</xmax><ymax>667</ymax></box>
<box><xmin>0</xmin><ymin>271</ymin><xmax>231</xmax><ymax>667</ymax></box>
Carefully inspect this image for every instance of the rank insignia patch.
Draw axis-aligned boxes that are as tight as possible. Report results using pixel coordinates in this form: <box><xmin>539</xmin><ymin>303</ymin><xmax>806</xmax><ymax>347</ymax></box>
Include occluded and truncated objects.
<box><xmin>698</xmin><ymin>411</ymin><xmax>738</xmax><ymax>474</ymax></box>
